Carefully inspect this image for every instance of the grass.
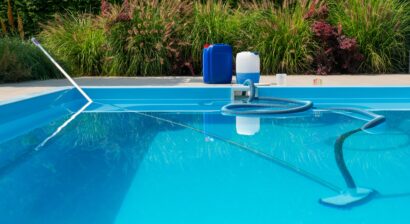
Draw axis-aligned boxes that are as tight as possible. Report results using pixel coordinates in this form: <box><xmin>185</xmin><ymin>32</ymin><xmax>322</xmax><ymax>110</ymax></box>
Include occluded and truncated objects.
<box><xmin>25</xmin><ymin>0</ymin><xmax>410</xmax><ymax>79</ymax></box>
<box><xmin>329</xmin><ymin>0</ymin><xmax>410</xmax><ymax>73</ymax></box>
<box><xmin>187</xmin><ymin>1</ymin><xmax>237</xmax><ymax>71</ymax></box>
<box><xmin>39</xmin><ymin>13</ymin><xmax>107</xmax><ymax>76</ymax></box>
<box><xmin>239</xmin><ymin>1</ymin><xmax>316</xmax><ymax>74</ymax></box>
<box><xmin>104</xmin><ymin>0</ymin><xmax>194</xmax><ymax>76</ymax></box>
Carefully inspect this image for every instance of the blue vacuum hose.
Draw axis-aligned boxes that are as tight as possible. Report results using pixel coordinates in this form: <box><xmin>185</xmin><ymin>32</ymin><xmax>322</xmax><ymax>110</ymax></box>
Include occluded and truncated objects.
<box><xmin>221</xmin><ymin>79</ymin><xmax>386</xmax><ymax>208</ymax></box>
<box><xmin>221</xmin><ymin>80</ymin><xmax>313</xmax><ymax>115</ymax></box>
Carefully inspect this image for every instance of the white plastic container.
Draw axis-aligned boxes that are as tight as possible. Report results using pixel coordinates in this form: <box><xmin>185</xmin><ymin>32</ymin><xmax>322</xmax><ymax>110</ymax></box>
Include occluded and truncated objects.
<box><xmin>276</xmin><ymin>73</ymin><xmax>287</xmax><ymax>86</ymax></box>
<box><xmin>236</xmin><ymin>51</ymin><xmax>260</xmax><ymax>84</ymax></box>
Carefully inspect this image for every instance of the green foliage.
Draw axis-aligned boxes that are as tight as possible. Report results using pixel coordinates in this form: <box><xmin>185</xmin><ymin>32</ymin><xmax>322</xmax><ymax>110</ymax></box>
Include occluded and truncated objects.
<box><xmin>39</xmin><ymin>14</ymin><xmax>107</xmax><ymax>76</ymax></box>
<box><xmin>40</xmin><ymin>0</ymin><xmax>195</xmax><ymax>77</ymax></box>
<box><xmin>0</xmin><ymin>0</ymin><xmax>121</xmax><ymax>36</ymax></box>
<box><xmin>329</xmin><ymin>0</ymin><xmax>410</xmax><ymax>73</ymax></box>
<box><xmin>186</xmin><ymin>1</ymin><xmax>315</xmax><ymax>74</ymax></box>
<box><xmin>104</xmin><ymin>0</ymin><xmax>194</xmax><ymax>76</ymax></box>
<box><xmin>4</xmin><ymin>0</ymin><xmax>410</xmax><ymax>81</ymax></box>
<box><xmin>187</xmin><ymin>1</ymin><xmax>237</xmax><ymax>72</ymax></box>
<box><xmin>0</xmin><ymin>37</ymin><xmax>59</xmax><ymax>83</ymax></box>
<box><xmin>237</xmin><ymin>1</ymin><xmax>315</xmax><ymax>74</ymax></box>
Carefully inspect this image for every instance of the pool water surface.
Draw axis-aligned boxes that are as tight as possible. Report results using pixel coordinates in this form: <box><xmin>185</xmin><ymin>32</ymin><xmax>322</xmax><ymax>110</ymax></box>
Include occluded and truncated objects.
<box><xmin>0</xmin><ymin>106</ymin><xmax>409</xmax><ymax>224</ymax></box>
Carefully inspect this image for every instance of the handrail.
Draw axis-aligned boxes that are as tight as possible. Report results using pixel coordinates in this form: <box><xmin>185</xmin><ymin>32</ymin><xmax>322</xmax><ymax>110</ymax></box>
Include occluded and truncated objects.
<box><xmin>31</xmin><ymin>38</ymin><xmax>93</xmax><ymax>103</ymax></box>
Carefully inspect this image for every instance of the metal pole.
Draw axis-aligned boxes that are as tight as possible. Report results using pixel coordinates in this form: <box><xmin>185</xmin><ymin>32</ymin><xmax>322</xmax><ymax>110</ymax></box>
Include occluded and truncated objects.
<box><xmin>31</xmin><ymin>38</ymin><xmax>93</xmax><ymax>103</ymax></box>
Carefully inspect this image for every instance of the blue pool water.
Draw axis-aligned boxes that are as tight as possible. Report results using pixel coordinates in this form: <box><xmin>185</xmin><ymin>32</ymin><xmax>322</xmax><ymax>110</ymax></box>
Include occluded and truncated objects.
<box><xmin>0</xmin><ymin>87</ymin><xmax>410</xmax><ymax>223</ymax></box>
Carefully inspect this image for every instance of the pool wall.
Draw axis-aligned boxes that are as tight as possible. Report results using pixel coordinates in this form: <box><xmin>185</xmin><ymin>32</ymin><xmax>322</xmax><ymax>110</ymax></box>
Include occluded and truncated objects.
<box><xmin>1</xmin><ymin>86</ymin><xmax>409</xmax><ymax>143</ymax></box>
<box><xmin>83</xmin><ymin>86</ymin><xmax>410</xmax><ymax>110</ymax></box>
<box><xmin>0</xmin><ymin>88</ymin><xmax>86</xmax><ymax>143</ymax></box>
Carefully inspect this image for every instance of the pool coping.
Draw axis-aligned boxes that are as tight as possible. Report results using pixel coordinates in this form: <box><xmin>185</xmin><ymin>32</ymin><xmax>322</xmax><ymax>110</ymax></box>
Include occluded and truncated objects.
<box><xmin>2</xmin><ymin>85</ymin><xmax>410</xmax><ymax>106</ymax></box>
<box><xmin>1</xmin><ymin>75</ymin><xmax>410</xmax><ymax>102</ymax></box>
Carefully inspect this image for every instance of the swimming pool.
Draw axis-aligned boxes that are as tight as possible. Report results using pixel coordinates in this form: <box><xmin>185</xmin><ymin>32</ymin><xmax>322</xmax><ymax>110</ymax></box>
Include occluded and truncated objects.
<box><xmin>1</xmin><ymin>86</ymin><xmax>409</xmax><ymax>223</ymax></box>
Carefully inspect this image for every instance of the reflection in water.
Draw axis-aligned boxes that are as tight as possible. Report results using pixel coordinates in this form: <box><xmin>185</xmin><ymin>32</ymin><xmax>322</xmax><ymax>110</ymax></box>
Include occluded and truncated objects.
<box><xmin>155</xmin><ymin>110</ymin><xmax>410</xmax><ymax>208</ymax></box>
<box><xmin>35</xmin><ymin>101</ymin><xmax>92</xmax><ymax>151</ymax></box>
<box><xmin>139</xmin><ymin>111</ymin><xmax>343</xmax><ymax>192</ymax></box>
<box><xmin>0</xmin><ymin>108</ymin><xmax>409</xmax><ymax>222</ymax></box>
<box><xmin>236</xmin><ymin>116</ymin><xmax>260</xmax><ymax>136</ymax></box>
<box><xmin>0</xmin><ymin>112</ymin><xmax>183</xmax><ymax>224</ymax></box>
<box><xmin>0</xmin><ymin>101</ymin><xmax>91</xmax><ymax>178</ymax></box>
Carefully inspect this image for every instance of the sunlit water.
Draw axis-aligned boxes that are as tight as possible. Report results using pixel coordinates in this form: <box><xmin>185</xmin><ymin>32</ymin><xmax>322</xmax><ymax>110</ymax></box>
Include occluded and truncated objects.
<box><xmin>0</xmin><ymin>109</ymin><xmax>409</xmax><ymax>223</ymax></box>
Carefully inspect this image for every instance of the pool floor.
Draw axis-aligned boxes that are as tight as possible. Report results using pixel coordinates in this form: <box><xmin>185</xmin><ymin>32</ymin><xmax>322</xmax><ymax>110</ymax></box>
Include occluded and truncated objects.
<box><xmin>0</xmin><ymin>109</ymin><xmax>409</xmax><ymax>223</ymax></box>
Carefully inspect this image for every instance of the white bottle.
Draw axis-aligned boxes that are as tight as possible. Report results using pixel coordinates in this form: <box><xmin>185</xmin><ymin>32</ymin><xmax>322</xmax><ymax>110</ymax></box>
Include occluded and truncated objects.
<box><xmin>236</xmin><ymin>51</ymin><xmax>260</xmax><ymax>84</ymax></box>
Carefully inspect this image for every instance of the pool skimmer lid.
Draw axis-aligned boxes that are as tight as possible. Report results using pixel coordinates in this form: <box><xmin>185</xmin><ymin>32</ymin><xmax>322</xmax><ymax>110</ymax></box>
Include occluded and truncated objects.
<box><xmin>320</xmin><ymin>187</ymin><xmax>376</xmax><ymax>208</ymax></box>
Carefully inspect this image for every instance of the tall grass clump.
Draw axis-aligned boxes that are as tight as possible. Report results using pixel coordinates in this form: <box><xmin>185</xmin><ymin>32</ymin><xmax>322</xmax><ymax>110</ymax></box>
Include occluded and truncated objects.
<box><xmin>187</xmin><ymin>1</ymin><xmax>238</xmax><ymax>70</ymax></box>
<box><xmin>39</xmin><ymin>13</ymin><xmax>107</xmax><ymax>76</ymax></box>
<box><xmin>237</xmin><ymin>1</ymin><xmax>316</xmax><ymax>74</ymax></box>
<box><xmin>103</xmin><ymin>0</ymin><xmax>194</xmax><ymax>76</ymax></box>
<box><xmin>0</xmin><ymin>37</ymin><xmax>59</xmax><ymax>83</ymax></box>
<box><xmin>329</xmin><ymin>0</ymin><xmax>410</xmax><ymax>73</ymax></box>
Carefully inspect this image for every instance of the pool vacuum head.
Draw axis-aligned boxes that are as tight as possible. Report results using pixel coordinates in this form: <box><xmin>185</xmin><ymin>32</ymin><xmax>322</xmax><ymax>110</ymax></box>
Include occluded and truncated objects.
<box><xmin>320</xmin><ymin>187</ymin><xmax>376</xmax><ymax>208</ymax></box>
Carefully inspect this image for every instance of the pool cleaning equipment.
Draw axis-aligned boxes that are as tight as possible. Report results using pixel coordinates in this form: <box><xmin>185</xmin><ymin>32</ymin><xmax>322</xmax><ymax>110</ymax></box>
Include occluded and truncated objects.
<box><xmin>319</xmin><ymin>110</ymin><xmax>384</xmax><ymax>208</ymax></box>
<box><xmin>30</xmin><ymin>38</ymin><xmax>93</xmax><ymax>150</ymax></box>
<box><xmin>203</xmin><ymin>44</ymin><xmax>233</xmax><ymax>84</ymax></box>
<box><xmin>236</xmin><ymin>51</ymin><xmax>260</xmax><ymax>84</ymax></box>
<box><xmin>31</xmin><ymin>38</ymin><xmax>93</xmax><ymax>103</ymax></box>
<box><xmin>222</xmin><ymin>79</ymin><xmax>386</xmax><ymax>208</ymax></box>
<box><xmin>222</xmin><ymin>79</ymin><xmax>313</xmax><ymax>115</ymax></box>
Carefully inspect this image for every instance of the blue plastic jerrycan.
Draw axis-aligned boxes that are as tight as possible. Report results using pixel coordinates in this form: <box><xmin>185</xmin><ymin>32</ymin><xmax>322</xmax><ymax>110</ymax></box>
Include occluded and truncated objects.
<box><xmin>202</xmin><ymin>44</ymin><xmax>233</xmax><ymax>84</ymax></box>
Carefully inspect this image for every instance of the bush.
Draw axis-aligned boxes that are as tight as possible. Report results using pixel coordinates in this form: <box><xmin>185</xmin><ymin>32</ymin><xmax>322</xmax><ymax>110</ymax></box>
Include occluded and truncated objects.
<box><xmin>329</xmin><ymin>0</ymin><xmax>410</xmax><ymax>73</ymax></box>
<box><xmin>238</xmin><ymin>1</ymin><xmax>316</xmax><ymax>74</ymax></box>
<box><xmin>39</xmin><ymin>13</ymin><xmax>107</xmax><ymax>76</ymax></box>
<box><xmin>0</xmin><ymin>0</ymin><xmax>122</xmax><ymax>36</ymax></box>
<box><xmin>0</xmin><ymin>37</ymin><xmax>59</xmax><ymax>83</ymax></box>
<box><xmin>305</xmin><ymin>1</ymin><xmax>364</xmax><ymax>74</ymax></box>
<box><xmin>103</xmin><ymin>0</ymin><xmax>194</xmax><ymax>76</ymax></box>
<box><xmin>187</xmin><ymin>1</ymin><xmax>237</xmax><ymax>73</ymax></box>
<box><xmin>39</xmin><ymin>0</ymin><xmax>315</xmax><ymax>76</ymax></box>
<box><xmin>24</xmin><ymin>0</ymin><xmax>410</xmax><ymax>79</ymax></box>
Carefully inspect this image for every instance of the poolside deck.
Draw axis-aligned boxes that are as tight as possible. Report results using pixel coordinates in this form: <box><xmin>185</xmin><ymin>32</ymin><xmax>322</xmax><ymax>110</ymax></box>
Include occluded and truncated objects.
<box><xmin>0</xmin><ymin>75</ymin><xmax>409</xmax><ymax>102</ymax></box>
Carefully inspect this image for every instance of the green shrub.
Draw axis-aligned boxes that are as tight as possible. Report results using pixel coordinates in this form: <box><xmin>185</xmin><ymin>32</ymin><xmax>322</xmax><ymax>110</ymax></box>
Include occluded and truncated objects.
<box><xmin>39</xmin><ymin>13</ymin><xmax>107</xmax><ymax>76</ymax></box>
<box><xmin>0</xmin><ymin>0</ymin><xmax>122</xmax><ymax>36</ymax></box>
<box><xmin>187</xmin><ymin>1</ymin><xmax>237</xmax><ymax>71</ymax></box>
<box><xmin>329</xmin><ymin>0</ymin><xmax>410</xmax><ymax>73</ymax></box>
<box><xmin>187</xmin><ymin>0</ymin><xmax>315</xmax><ymax>74</ymax></box>
<box><xmin>238</xmin><ymin>1</ymin><xmax>315</xmax><ymax>74</ymax></box>
<box><xmin>0</xmin><ymin>37</ymin><xmax>59</xmax><ymax>82</ymax></box>
<box><xmin>21</xmin><ymin>0</ymin><xmax>410</xmax><ymax>79</ymax></box>
<box><xmin>103</xmin><ymin>0</ymin><xmax>194</xmax><ymax>76</ymax></box>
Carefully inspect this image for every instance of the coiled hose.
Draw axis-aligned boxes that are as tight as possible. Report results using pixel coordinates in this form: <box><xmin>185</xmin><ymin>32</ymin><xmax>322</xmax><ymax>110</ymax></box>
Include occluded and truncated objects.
<box><xmin>221</xmin><ymin>80</ymin><xmax>313</xmax><ymax>115</ymax></box>
<box><xmin>221</xmin><ymin>79</ymin><xmax>385</xmax><ymax>131</ymax></box>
